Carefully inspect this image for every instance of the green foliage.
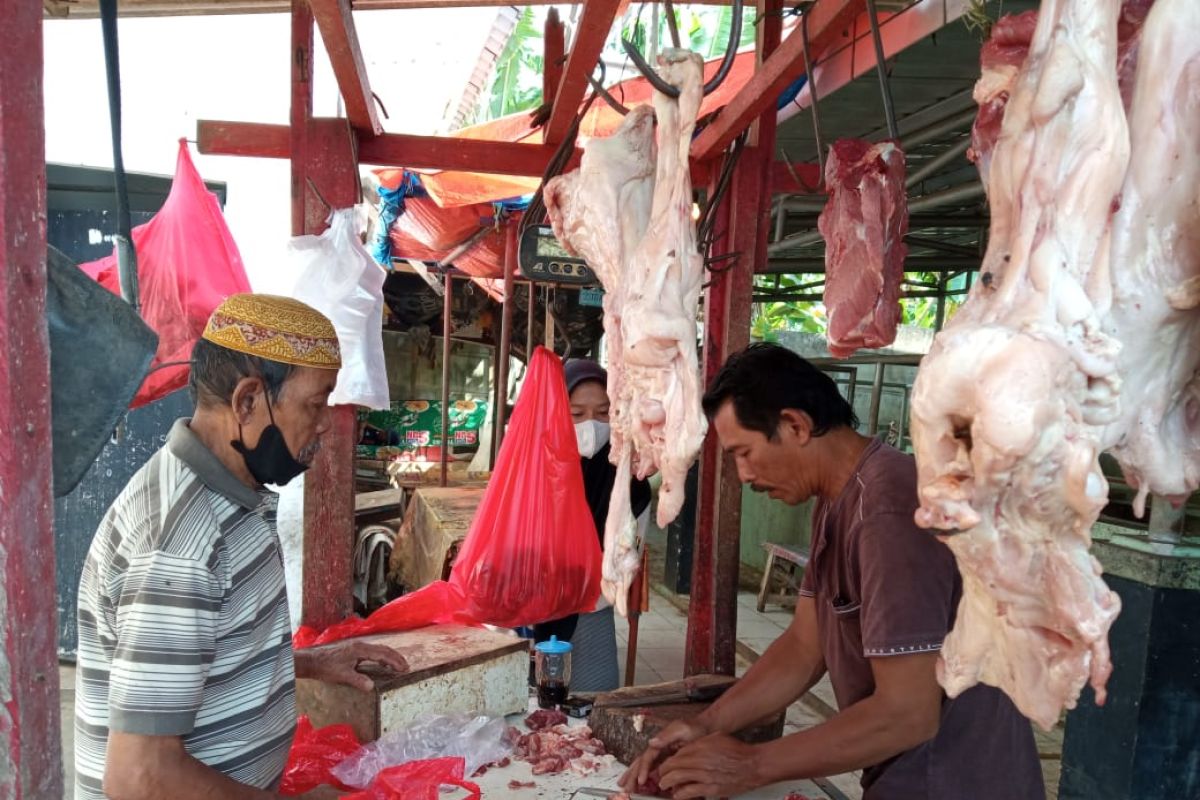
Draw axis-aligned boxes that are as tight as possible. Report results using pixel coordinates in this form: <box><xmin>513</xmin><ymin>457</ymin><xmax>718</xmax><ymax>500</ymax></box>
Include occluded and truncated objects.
<box><xmin>484</xmin><ymin>7</ymin><xmax>546</xmax><ymax>122</ymax></box>
<box><xmin>749</xmin><ymin>270</ymin><xmax>969</xmax><ymax>342</ymax></box>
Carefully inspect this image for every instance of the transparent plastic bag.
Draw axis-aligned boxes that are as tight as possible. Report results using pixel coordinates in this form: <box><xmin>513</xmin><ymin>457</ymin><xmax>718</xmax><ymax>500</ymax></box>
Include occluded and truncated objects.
<box><xmin>287</xmin><ymin>207</ymin><xmax>390</xmax><ymax>410</ymax></box>
<box><xmin>331</xmin><ymin>713</ymin><xmax>513</xmax><ymax>789</ymax></box>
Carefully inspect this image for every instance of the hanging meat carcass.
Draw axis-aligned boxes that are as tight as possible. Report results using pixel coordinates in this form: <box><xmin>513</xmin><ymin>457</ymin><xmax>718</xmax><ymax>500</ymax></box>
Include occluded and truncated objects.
<box><xmin>818</xmin><ymin>138</ymin><xmax>909</xmax><ymax>357</ymax></box>
<box><xmin>1101</xmin><ymin>0</ymin><xmax>1200</xmax><ymax>514</ymax></box>
<box><xmin>546</xmin><ymin>50</ymin><xmax>707</xmax><ymax>612</ymax></box>
<box><xmin>908</xmin><ymin>0</ymin><xmax>1129</xmax><ymax>730</ymax></box>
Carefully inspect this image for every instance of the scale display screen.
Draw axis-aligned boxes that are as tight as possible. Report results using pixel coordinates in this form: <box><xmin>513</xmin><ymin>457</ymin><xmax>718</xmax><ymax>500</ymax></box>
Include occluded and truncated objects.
<box><xmin>519</xmin><ymin>225</ymin><xmax>598</xmax><ymax>285</ymax></box>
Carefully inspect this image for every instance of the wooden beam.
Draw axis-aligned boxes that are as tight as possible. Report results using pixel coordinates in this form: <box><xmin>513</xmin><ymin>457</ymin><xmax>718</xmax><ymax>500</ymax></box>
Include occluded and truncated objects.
<box><xmin>294</xmin><ymin>1</ymin><xmax>362</xmax><ymax>630</ymax></box>
<box><xmin>49</xmin><ymin>0</ymin><xmax>738</xmax><ymax>19</ymax></box>
<box><xmin>543</xmin><ymin>0</ymin><xmax>623</xmax><ymax>144</ymax></box>
<box><xmin>0</xmin><ymin>2</ymin><xmax>63</xmax><ymax>797</ymax></box>
<box><xmin>198</xmin><ymin>119</ymin><xmax>583</xmax><ymax>176</ymax></box>
<box><xmin>309</xmin><ymin>0</ymin><xmax>382</xmax><ymax>135</ymax></box>
<box><xmin>691</xmin><ymin>0</ymin><xmax>863</xmax><ymax>161</ymax></box>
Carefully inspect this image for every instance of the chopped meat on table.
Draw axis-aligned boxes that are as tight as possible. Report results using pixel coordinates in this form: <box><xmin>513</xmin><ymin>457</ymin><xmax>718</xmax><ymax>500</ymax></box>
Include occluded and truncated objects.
<box><xmin>524</xmin><ymin>708</ymin><xmax>569</xmax><ymax>732</ymax></box>
<box><xmin>512</xmin><ymin>722</ymin><xmax>615</xmax><ymax>777</ymax></box>
<box><xmin>507</xmin><ymin>779</ymin><xmax>537</xmax><ymax>790</ymax></box>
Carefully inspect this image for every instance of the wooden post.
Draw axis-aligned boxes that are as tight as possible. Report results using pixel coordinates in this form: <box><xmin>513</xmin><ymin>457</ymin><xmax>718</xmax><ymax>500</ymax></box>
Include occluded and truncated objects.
<box><xmin>686</xmin><ymin>0</ymin><xmax>782</xmax><ymax>677</ymax></box>
<box><xmin>295</xmin><ymin>0</ymin><xmax>362</xmax><ymax>630</ymax></box>
<box><xmin>0</xmin><ymin>4</ymin><xmax>63</xmax><ymax>797</ymax></box>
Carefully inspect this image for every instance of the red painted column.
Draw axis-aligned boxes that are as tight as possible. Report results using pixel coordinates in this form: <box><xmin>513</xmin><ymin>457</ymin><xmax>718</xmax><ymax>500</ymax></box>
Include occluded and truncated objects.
<box><xmin>0</xmin><ymin>5</ymin><xmax>64</xmax><ymax>798</ymax></box>
<box><xmin>686</xmin><ymin>0</ymin><xmax>782</xmax><ymax>677</ymax></box>
<box><xmin>293</xmin><ymin>0</ymin><xmax>364</xmax><ymax>629</ymax></box>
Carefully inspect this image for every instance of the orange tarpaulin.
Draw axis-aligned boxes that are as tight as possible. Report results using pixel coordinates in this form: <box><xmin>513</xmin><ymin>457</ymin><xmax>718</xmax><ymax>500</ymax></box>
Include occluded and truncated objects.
<box><xmin>374</xmin><ymin>48</ymin><xmax>762</xmax><ymax>208</ymax></box>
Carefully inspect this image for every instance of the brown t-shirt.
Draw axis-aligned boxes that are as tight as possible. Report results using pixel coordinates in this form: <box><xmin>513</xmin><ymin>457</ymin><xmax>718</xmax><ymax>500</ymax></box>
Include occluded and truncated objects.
<box><xmin>800</xmin><ymin>438</ymin><xmax>1043</xmax><ymax>800</ymax></box>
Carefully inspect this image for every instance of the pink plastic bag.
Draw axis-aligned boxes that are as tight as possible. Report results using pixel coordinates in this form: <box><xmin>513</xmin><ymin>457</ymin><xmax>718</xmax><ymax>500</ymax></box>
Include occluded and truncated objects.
<box><xmin>79</xmin><ymin>140</ymin><xmax>251</xmax><ymax>407</ymax></box>
<box><xmin>343</xmin><ymin>757</ymin><xmax>481</xmax><ymax>800</ymax></box>
<box><xmin>295</xmin><ymin>347</ymin><xmax>601</xmax><ymax>646</ymax></box>
<box><xmin>278</xmin><ymin>716</ymin><xmax>362</xmax><ymax>795</ymax></box>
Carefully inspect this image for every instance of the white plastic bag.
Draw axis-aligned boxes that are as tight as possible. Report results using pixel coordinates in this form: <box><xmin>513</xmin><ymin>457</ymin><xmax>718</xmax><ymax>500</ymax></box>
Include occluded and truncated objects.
<box><xmin>330</xmin><ymin>713</ymin><xmax>514</xmax><ymax>788</ymax></box>
<box><xmin>287</xmin><ymin>207</ymin><xmax>390</xmax><ymax>409</ymax></box>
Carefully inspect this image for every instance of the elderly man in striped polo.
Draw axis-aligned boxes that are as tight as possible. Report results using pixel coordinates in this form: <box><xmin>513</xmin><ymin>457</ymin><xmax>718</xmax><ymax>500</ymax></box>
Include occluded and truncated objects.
<box><xmin>74</xmin><ymin>294</ymin><xmax>406</xmax><ymax>800</ymax></box>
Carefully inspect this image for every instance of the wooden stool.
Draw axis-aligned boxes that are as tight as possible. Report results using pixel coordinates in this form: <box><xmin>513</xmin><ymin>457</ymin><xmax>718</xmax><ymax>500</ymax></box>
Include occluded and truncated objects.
<box><xmin>756</xmin><ymin>542</ymin><xmax>810</xmax><ymax>612</ymax></box>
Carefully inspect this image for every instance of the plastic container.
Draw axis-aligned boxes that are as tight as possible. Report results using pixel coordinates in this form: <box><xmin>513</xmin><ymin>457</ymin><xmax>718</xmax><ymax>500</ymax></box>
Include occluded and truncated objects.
<box><xmin>534</xmin><ymin>635</ymin><xmax>573</xmax><ymax>709</ymax></box>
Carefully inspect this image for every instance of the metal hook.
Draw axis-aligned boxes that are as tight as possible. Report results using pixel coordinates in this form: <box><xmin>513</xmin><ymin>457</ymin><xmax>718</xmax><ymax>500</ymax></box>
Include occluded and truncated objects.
<box><xmin>664</xmin><ymin>0</ymin><xmax>682</xmax><ymax>48</ymax></box>
<box><xmin>587</xmin><ymin>57</ymin><xmax>631</xmax><ymax>115</ymax></box>
<box><xmin>800</xmin><ymin>9</ymin><xmax>826</xmax><ymax>185</ymax></box>
<box><xmin>621</xmin><ymin>0</ymin><xmax>743</xmax><ymax>98</ymax></box>
<box><xmin>865</xmin><ymin>0</ymin><xmax>900</xmax><ymax>140</ymax></box>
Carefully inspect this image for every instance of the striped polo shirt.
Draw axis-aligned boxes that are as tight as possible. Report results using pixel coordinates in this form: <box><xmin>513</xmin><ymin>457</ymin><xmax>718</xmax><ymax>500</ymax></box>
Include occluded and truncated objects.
<box><xmin>75</xmin><ymin>418</ymin><xmax>296</xmax><ymax>800</ymax></box>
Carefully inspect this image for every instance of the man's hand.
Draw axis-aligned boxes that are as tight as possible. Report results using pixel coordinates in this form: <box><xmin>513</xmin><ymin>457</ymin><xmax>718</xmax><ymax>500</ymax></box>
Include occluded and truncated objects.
<box><xmin>618</xmin><ymin>717</ymin><xmax>710</xmax><ymax>791</ymax></box>
<box><xmin>295</xmin><ymin>640</ymin><xmax>409</xmax><ymax>691</ymax></box>
<box><xmin>656</xmin><ymin>733</ymin><xmax>763</xmax><ymax>800</ymax></box>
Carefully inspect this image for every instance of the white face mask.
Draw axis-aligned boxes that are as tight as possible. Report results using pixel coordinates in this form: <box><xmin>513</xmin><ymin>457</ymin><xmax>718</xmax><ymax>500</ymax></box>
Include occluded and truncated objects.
<box><xmin>574</xmin><ymin>420</ymin><xmax>611</xmax><ymax>459</ymax></box>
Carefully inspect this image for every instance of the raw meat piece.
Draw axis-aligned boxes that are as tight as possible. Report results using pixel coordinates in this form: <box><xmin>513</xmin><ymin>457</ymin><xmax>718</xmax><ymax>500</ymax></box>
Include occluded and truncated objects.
<box><xmin>525</xmin><ymin>709</ymin><xmax>569</xmax><ymax>732</ymax></box>
<box><xmin>968</xmin><ymin>11</ymin><xmax>1037</xmax><ymax>187</ymax></box>
<box><xmin>1102</xmin><ymin>0</ymin><xmax>1200</xmax><ymax>511</ymax></box>
<box><xmin>512</xmin><ymin>722</ymin><xmax>615</xmax><ymax>777</ymax></box>
<box><xmin>968</xmin><ymin>2</ymin><xmax>1152</xmax><ymax>188</ymax></box>
<box><xmin>818</xmin><ymin>138</ymin><xmax>909</xmax><ymax>357</ymax></box>
<box><xmin>908</xmin><ymin>0</ymin><xmax>1128</xmax><ymax>730</ymax></box>
<box><xmin>546</xmin><ymin>50</ymin><xmax>708</xmax><ymax>612</ymax></box>
<box><xmin>1115</xmin><ymin>0</ymin><xmax>1157</xmax><ymax>110</ymax></box>
<box><xmin>508</xmin><ymin>779</ymin><xmax>537</xmax><ymax>789</ymax></box>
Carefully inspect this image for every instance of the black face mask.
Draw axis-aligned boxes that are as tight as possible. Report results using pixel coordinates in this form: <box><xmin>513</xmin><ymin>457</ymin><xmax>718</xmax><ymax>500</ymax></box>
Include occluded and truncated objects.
<box><xmin>231</xmin><ymin>393</ymin><xmax>309</xmax><ymax>487</ymax></box>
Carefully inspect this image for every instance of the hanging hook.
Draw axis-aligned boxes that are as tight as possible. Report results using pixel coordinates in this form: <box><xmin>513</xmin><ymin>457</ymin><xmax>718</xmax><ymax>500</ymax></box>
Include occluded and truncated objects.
<box><xmin>864</xmin><ymin>0</ymin><xmax>900</xmax><ymax>140</ymax></box>
<box><xmin>587</xmin><ymin>58</ymin><xmax>631</xmax><ymax>115</ymax></box>
<box><xmin>800</xmin><ymin>9</ymin><xmax>826</xmax><ymax>185</ymax></box>
<box><xmin>622</xmin><ymin>0</ymin><xmax>743</xmax><ymax>98</ymax></box>
<box><xmin>664</xmin><ymin>0</ymin><xmax>682</xmax><ymax>48</ymax></box>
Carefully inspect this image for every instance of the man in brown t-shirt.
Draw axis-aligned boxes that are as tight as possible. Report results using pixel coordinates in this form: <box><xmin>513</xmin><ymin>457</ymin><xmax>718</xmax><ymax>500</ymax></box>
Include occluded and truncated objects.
<box><xmin>621</xmin><ymin>344</ymin><xmax>1043</xmax><ymax>800</ymax></box>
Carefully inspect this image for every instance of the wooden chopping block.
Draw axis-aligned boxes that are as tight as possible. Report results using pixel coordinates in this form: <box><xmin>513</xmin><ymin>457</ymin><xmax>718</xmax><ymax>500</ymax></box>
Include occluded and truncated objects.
<box><xmin>590</xmin><ymin>677</ymin><xmax>785</xmax><ymax>765</ymax></box>
<box><xmin>296</xmin><ymin>624</ymin><xmax>528</xmax><ymax>743</ymax></box>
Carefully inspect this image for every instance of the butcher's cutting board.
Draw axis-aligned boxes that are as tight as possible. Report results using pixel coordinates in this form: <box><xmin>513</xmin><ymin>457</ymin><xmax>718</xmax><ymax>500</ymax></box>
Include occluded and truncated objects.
<box><xmin>296</xmin><ymin>624</ymin><xmax>527</xmax><ymax>742</ymax></box>
<box><xmin>590</xmin><ymin>677</ymin><xmax>785</xmax><ymax>765</ymax></box>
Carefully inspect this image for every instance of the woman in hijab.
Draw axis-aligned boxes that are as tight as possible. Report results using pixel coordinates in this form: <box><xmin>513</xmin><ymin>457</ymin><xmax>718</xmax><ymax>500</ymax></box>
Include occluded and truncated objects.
<box><xmin>532</xmin><ymin>359</ymin><xmax>652</xmax><ymax>692</ymax></box>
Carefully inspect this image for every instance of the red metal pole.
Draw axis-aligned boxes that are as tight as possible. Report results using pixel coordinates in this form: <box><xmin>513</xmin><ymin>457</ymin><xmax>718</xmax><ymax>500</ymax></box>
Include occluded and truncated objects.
<box><xmin>493</xmin><ymin>222</ymin><xmax>518</xmax><ymax>462</ymax></box>
<box><xmin>686</xmin><ymin>0</ymin><xmax>782</xmax><ymax>677</ymax></box>
<box><xmin>440</xmin><ymin>273</ymin><xmax>453</xmax><ymax>487</ymax></box>
<box><xmin>295</xmin><ymin>0</ymin><xmax>361</xmax><ymax>629</ymax></box>
<box><xmin>0</xmin><ymin>5</ymin><xmax>63</xmax><ymax>798</ymax></box>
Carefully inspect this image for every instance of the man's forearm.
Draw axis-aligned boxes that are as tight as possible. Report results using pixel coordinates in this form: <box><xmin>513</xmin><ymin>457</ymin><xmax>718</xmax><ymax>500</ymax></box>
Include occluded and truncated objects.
<box><xmin>105</xmin><ymin>733</ymin><xmax>278</xmax><ymax>800</ymax></box>
<box><xmin>750</xmin><ymin>693</ymin><xmax>937</xmax><ymax>785</ymax></box>
<box><xmin>700</xmin><ymin>629</ymin><xmax>826</xmax><ymax>735</ymax></box>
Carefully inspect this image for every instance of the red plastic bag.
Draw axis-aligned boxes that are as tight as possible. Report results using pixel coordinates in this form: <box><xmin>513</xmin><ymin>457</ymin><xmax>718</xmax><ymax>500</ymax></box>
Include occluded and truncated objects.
<box><xmin>279</xmin><ymin>716</ymin><xmax>362</xmax><ymax>795</ymax></box>
<box><xmin>79</xmin><ymin>140</ymin><xmax>252</xmax><ymax>407</ymax></box>
<box><xmin>295</xmin><ymin>348</ymin><xmax>600</xmax><ymax>646</ymax></box>
<box><xmin>446</xmin><ymin>347</ymin><xmax>601</xmax><ymax>626</ymax></box>
<box><xmin>343</xmin><ymin>757</ymin><xmax>480</xmax><ymax>800</ymax></box>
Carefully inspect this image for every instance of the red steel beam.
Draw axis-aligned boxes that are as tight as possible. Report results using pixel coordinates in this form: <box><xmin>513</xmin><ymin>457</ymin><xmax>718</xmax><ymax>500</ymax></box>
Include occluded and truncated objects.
<box><xmin>691</xmin><ymin>0</ymin><xmax>863</xmax><ymax>161</ymax></box>
<box><xmin>309</xmin><ymin>0</ymin><xmax>383</xmax><ymax>135</ymax></box>
<box><xmin>687</xmin><ymin>0</ymin><xmax>782</xmax><ymax>678</ymax></box>
<box><xmin>543</xmin><ymin>0</ymin><xmax>624</xmax><ymax>144</ymax></box>
<box><xmin>0</xmin><ymin>2</ymin><xmax>63</xmax><ymax>797</ymax></box>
